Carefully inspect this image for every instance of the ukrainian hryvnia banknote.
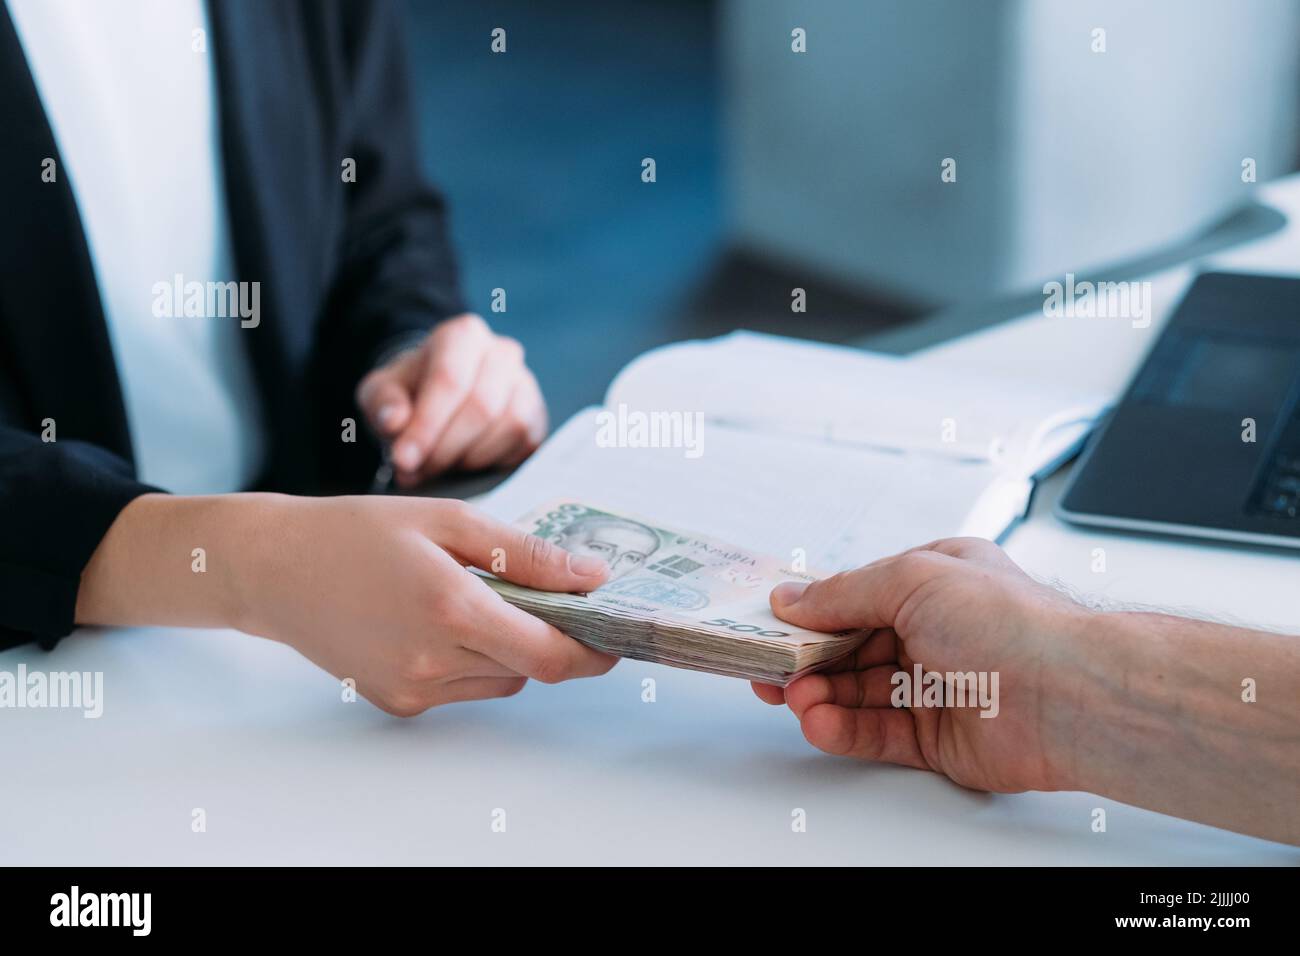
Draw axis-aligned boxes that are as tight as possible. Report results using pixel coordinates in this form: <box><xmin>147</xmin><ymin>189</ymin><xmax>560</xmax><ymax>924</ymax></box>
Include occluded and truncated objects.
<box><xmin>481</xmin><ymin>500</ymin><xmax>867</xmax><ymax>684</ymax></box>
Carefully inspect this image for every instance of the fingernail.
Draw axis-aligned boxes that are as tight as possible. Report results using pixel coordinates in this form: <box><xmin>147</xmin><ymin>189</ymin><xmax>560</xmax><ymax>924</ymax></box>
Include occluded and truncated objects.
<box><xmin>567</xmin><ymin>554</ymin><xmax>608</xmax><ymax>577</ymax></box>
<box><xmin>772</xmin><ymin>581</ymin><xmax>809</xmax><ymax>606</ymax></box>
<box><xmin>377</xmin><ymin>404</ymin><xmax>399</xmax><ymax>429</ymax></box>
<box><xmin>393</xmin><ymin>442</ymin><xmax>419</xmax><ymax>470</ymax></box>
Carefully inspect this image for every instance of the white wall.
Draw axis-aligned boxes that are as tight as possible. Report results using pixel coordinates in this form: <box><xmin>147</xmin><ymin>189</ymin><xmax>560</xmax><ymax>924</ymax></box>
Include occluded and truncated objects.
<box><xmin>722</xmin><ymin>0</ymin><xmax>1300</xmax><ymax>305</ymax></box>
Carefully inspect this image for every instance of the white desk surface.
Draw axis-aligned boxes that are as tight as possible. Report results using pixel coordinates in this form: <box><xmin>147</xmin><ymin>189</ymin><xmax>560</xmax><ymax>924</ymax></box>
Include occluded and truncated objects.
<box><xmin>4</xmin><ymin>180</ymin><xmax>1299</xmax><ymax>867</ymax></box>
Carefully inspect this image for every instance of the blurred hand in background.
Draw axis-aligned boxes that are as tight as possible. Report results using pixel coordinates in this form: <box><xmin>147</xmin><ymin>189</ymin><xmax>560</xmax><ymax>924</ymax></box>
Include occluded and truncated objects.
<box><xmin>357</xmin><ymin>314</ymin><xmax>548</xmax><ymax>487</ymax></box>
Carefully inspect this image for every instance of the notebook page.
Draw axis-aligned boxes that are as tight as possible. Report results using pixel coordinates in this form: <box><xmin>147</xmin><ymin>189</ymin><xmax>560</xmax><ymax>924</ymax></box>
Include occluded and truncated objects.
<box><xmin>606</xmin><ymin>331</ymin><xmax>1106</xmax><ymax>472</ymax></box>
<box><xmin>478</xmin><ymin>408</ymin><xmax>1004</xmax><ymax>571</ymax></box>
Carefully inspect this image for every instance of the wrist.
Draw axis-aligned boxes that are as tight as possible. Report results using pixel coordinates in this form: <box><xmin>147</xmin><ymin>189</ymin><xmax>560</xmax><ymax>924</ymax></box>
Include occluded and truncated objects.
<box><xmin>76</xmin><ymin>492</ymin><xmax>287</xmax><ymax>631</ymax></box>
<box><xmin>220</xmin><ymin>492</ymin><xmax>299</xmax><ymax>636</ymax></box>
<box><xmin>1045</xmin><ymin>608</ymin><xmax>1176</xmax><ymax>794</ymax></box>
<box><xmin>1027</xmin><ymin>602</ymin><xmax>1105</xmax><ymax>791</ymax></box>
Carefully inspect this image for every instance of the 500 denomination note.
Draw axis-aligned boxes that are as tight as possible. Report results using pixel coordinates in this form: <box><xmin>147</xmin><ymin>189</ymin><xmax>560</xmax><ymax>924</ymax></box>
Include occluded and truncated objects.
<box><xmin>482</xmin><ymin>500</ymin><xmax>867</xmax><ymax>683</ymax></box>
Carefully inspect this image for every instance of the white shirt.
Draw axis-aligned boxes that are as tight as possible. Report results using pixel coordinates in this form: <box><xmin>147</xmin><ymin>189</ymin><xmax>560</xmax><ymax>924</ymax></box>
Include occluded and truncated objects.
<box><xmin>8</xmin><ymin>0</ymin><xmax>266</xmax><ymax>494</ymax></box>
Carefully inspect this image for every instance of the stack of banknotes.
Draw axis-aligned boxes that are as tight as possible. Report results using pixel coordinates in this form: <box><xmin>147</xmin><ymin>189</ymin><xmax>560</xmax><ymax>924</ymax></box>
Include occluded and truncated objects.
<box><xmin>481</xmin><ymin>500</ymin><xmax>867</xmax><ymax>685</ymax></box>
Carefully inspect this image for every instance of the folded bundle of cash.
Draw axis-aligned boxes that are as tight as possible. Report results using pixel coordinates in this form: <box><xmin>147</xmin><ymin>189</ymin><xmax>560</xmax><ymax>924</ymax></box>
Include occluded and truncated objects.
<box><xmin>481</xmin><ymin>500</ymin><xmax>867</xmax><ymax>685</ymax></box>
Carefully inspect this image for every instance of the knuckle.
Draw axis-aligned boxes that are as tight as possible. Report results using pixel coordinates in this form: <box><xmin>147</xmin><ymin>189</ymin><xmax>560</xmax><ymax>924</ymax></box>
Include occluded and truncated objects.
<box><xmin>958</xmin><ymin>536</ymin><xmax>1006</xmax><ymax>562</ymax></box>
<box><xmin>460</xmin><ymin>388</ymin><xmax>493</xmax><ymax>422</ymax></box>
<box><xmin>495</xmin><ymin>677</ymin><xmax>528</xmax><ymax>699</ymax></box>
<box><xmin>430</xmin><ymin>363</ymin><xmax>468</xmax><ymax>393</ymax></box>
<box><xmin>505</xmin><ymin>406</ymin><xmax>533</xmax><ymax>440</ymax></box>
<box><xmin>356</xmin><ymin>371</ymin><xmax>386</xmax><ymax>406</ymax></box>
<box><xmin>521</xmin><ymin>532</ymin><xmax>559</xmax><ymax>571</ymax></box>
<box><xmin>496</xmin><ymin>336</ymin><xmax>525</xmax><ymax>363</ymax></box>
<box><xmin>401</xmin><ymin>649</ymin><xmax>447</xmax><ymax>683</ymax></box>
<box><xmin>434</xmin><ymin>498</ymin><xmax>473</xmax><ymax>525</ymax></box>
<box><xmin>520</xmin><ymin>411</ymin><xmax>547</xmax><ymax>448</ymax></box>
<box><xmin>377</xmin><ymin>689</ymin><xmax>426</xmax><ymax>718</ymax></box>
<box><xmin>934</xmin><ymin>536</ymin><xmax>985</xmax><ymax>558</ymax></box>
<box><xmin>436</xmin><ymin>314</ymin><xmax>488</xmax><ymax>346</ymax></box>
<box><xmin>807</xmin><ymin>570</ymin><xmax>850</xmax><ymax>601</ymax></box>
<box><xmin>527</xmin><ymin>651</ymin><xmax>569</xmax><ymax>685</ymax></box>
<box><xmin>897</xmin><ymin>550</ymin><xmax>944</xmax><ymax>581</ymax></box>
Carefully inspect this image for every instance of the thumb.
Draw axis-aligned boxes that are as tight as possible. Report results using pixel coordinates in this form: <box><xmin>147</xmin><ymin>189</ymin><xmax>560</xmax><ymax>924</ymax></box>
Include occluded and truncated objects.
<box><xmin>356</xmin><ymin>362</ymin><xmax>414</xmax><ymax>439</ymax></box>
<box><xmin>770</xmin><ymin>552</ymin><xmax>945</xmax><ymax>633</ymax></box>
<box><xmin>440</xmin><ymin>507</ymin><xmax>609</xmax><ymax>593</ymax></box>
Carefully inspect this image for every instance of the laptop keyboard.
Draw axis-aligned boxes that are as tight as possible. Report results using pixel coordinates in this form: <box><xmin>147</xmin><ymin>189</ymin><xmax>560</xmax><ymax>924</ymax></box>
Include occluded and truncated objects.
<box><xmin>1251</xmin><ymin>408</ymin><xmax>1300</xmax><ymax>519</ymax></box>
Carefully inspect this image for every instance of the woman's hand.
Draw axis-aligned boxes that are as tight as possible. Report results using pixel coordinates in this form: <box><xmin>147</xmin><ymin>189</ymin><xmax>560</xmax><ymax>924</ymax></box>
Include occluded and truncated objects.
<box><xmin>245</xmin><ymin>496</ymin><xmax>615</xmax><ymax>714</ymax></box>
<box><xmin>357</xmin><ymin>314</ymin><xmax>547</xmax><ymax>486</ymax></box>
<box><xmin>78</xmin><ymin>494</ymin><xmax>616</xmax><ymax>715</ymax></box>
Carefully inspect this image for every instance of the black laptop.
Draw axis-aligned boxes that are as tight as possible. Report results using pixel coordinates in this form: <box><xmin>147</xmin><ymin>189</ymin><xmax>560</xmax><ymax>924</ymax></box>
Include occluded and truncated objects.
<box><xmin>1057</xmin><ymin>271</ymin><xmax>1300</xmax><ymax>549</ymax></box>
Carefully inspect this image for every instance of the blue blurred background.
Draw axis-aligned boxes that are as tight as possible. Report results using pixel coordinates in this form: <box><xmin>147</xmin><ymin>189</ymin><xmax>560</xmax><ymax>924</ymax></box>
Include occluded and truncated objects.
<box><xmin>406</xmin><ymin>0</ymin><xmax>729</xmax><ymax>423</ymax></box>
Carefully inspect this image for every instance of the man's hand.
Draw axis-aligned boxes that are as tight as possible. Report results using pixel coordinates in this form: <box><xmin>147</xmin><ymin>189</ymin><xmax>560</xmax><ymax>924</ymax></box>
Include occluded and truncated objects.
<box><xmin>752</xmin><ymin>538</ymin><xmax>1089</xmax><ymax>793</ymax></box>
<box><xmin>357</xmin><ymin>314</ymin><xmax>547</xmax><ymax>487</ymax></box>
<box><xmin>753</xmin><ymin>537</ymin><xmax>1300</xmax><ymax>845</ymax></box>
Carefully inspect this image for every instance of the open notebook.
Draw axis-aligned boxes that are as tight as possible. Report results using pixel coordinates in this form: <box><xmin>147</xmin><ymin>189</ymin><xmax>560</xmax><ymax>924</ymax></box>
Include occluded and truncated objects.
<box><xmin>479</xmin><ymin>332</ymin><xmax>1107</xmax><ymax>572</ymax></box>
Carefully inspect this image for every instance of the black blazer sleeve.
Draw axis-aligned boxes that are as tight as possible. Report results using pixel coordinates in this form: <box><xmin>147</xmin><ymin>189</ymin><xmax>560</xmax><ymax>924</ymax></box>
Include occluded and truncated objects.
<box><xmin>0</xmin><ymin>0</ymin><xmax>466</xmax><ymax>646</ymax></box>
<box><xmin>0</xmin><ymin>428</ymin><xmax>156</xmax><ymax>650</ymax></box>
<box><xmin>314</xmin><ymin>0</ymin><xmax>468</xmax><ymax>406</ymax></box>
